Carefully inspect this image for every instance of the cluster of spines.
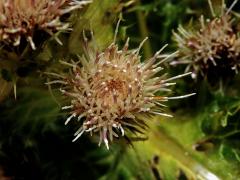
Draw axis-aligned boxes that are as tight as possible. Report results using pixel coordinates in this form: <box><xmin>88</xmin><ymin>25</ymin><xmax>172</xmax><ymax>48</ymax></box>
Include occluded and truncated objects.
<box><xmin>173</xmin><ymin>0</ymin><xmax>240</xmax><ymax>80</ymax></box>
<box><xmin>0</xmin><ymin>0</ymin><xmax>91</xmax><ymax>49</ymax></box>
<box><xmin>46</xmin><ymin>35</ymin><xmax>195</xmax><ymax>149</ymax></box>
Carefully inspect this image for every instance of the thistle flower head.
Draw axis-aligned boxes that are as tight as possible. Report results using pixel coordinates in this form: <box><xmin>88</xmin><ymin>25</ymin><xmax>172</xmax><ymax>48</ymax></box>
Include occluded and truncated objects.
<box><xmin>0</xmin><ymin>0</ymin><xmax>91</xmax><ymax>49</ymax></box>
<box><xmin>173</xmin><ymin>0</ymin><xmax>240</xmax><ymax>81</ymax></box>
<box><xmin>47</xmin><ymin>33</ymin><xmax>194</xmax><ymax>149</ymax></box>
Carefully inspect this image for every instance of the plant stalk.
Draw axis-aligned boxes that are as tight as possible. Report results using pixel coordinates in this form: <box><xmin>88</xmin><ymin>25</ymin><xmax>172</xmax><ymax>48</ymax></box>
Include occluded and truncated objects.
<box><xmin>136</xmin><ymin>1</ymin><xmax>152</xmax><ymax>59</ymax></box>
<box><xmin>149</xmin><ymin>128</ymin><xmax>221</xmax><ymax>180</ymax></box>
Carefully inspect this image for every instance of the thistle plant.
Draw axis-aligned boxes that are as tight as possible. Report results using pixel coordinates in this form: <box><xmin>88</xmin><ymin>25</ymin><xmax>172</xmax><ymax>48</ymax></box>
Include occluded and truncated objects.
<box><xmin>0</xmin><ymin>0</ymin><xmax>91</xmax><ymax>50</ymax></box>
<box><xmin>173</xmin><ymin>0</ymin><xmax>240</xmax><ymax>81</ymax></box>
<box><xmin>47</xmin><ymin>29</ymin><xmax>195</xmax><ymax>149</ymax></box>
<box><xmin>2</xmin><ymin>0</ymin><xmax>240</xmax><ymax>179</ymax></box>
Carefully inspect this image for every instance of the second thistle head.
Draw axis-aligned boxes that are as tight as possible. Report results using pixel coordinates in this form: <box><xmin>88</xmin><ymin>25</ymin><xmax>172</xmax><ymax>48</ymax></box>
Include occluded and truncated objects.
<box><xmin>173</xmin><ymin>0</ymin><xmax>240</xmax><ymax>83</ymax></box>
<box><xmin>0</xmin><ymin>0</ymin><xmax>91</xmax><ymax>50</ymax></box>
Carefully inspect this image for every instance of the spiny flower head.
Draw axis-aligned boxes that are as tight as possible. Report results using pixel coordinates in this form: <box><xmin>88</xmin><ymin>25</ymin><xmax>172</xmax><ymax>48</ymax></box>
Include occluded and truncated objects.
<box><xmin>0</xmin><ymin>0</ymin><xmax>91</xmax><ymax>49</ymax></box>
<box><xmin>47</xmin><ymin>35</ymin><xmax>194</xmax><ymax>149</ymax></box>
<box><xmin>173</xmin><ymin>0</ymin><xmax>240</xmax><ymax>81</ymax></box>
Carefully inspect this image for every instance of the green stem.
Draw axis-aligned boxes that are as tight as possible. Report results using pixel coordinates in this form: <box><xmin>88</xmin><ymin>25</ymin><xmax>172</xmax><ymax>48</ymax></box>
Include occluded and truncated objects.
<box><xmin>217</xmin><ymin>130</ymin><xmax>240</xmax><ymax>139</ymax></box>
<box><xmin>149</xmin><ymin>129</ymin><xmax>221</xmax><ymax>180</ymax></box>
<box><xmin>136</xmin><ymin>1</ymin><xmax>152</xmax><ymax>59</ymax></box>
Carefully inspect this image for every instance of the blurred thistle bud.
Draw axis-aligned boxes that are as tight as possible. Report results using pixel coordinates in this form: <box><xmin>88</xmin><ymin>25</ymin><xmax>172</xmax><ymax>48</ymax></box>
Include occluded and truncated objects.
<box><xmin>0</xmin><ymin>0</ymin><xmax>91</xmax><ymax>50</ymax></box>
<box><xmin>46</xmin><ymin>27</ymin><xmax>195</xmax><ymax>149</ymax></box>
<box><xmin>173</xmin><ymin>0</ymin><xmax>240</xmax><ymax>82</ymax></box>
